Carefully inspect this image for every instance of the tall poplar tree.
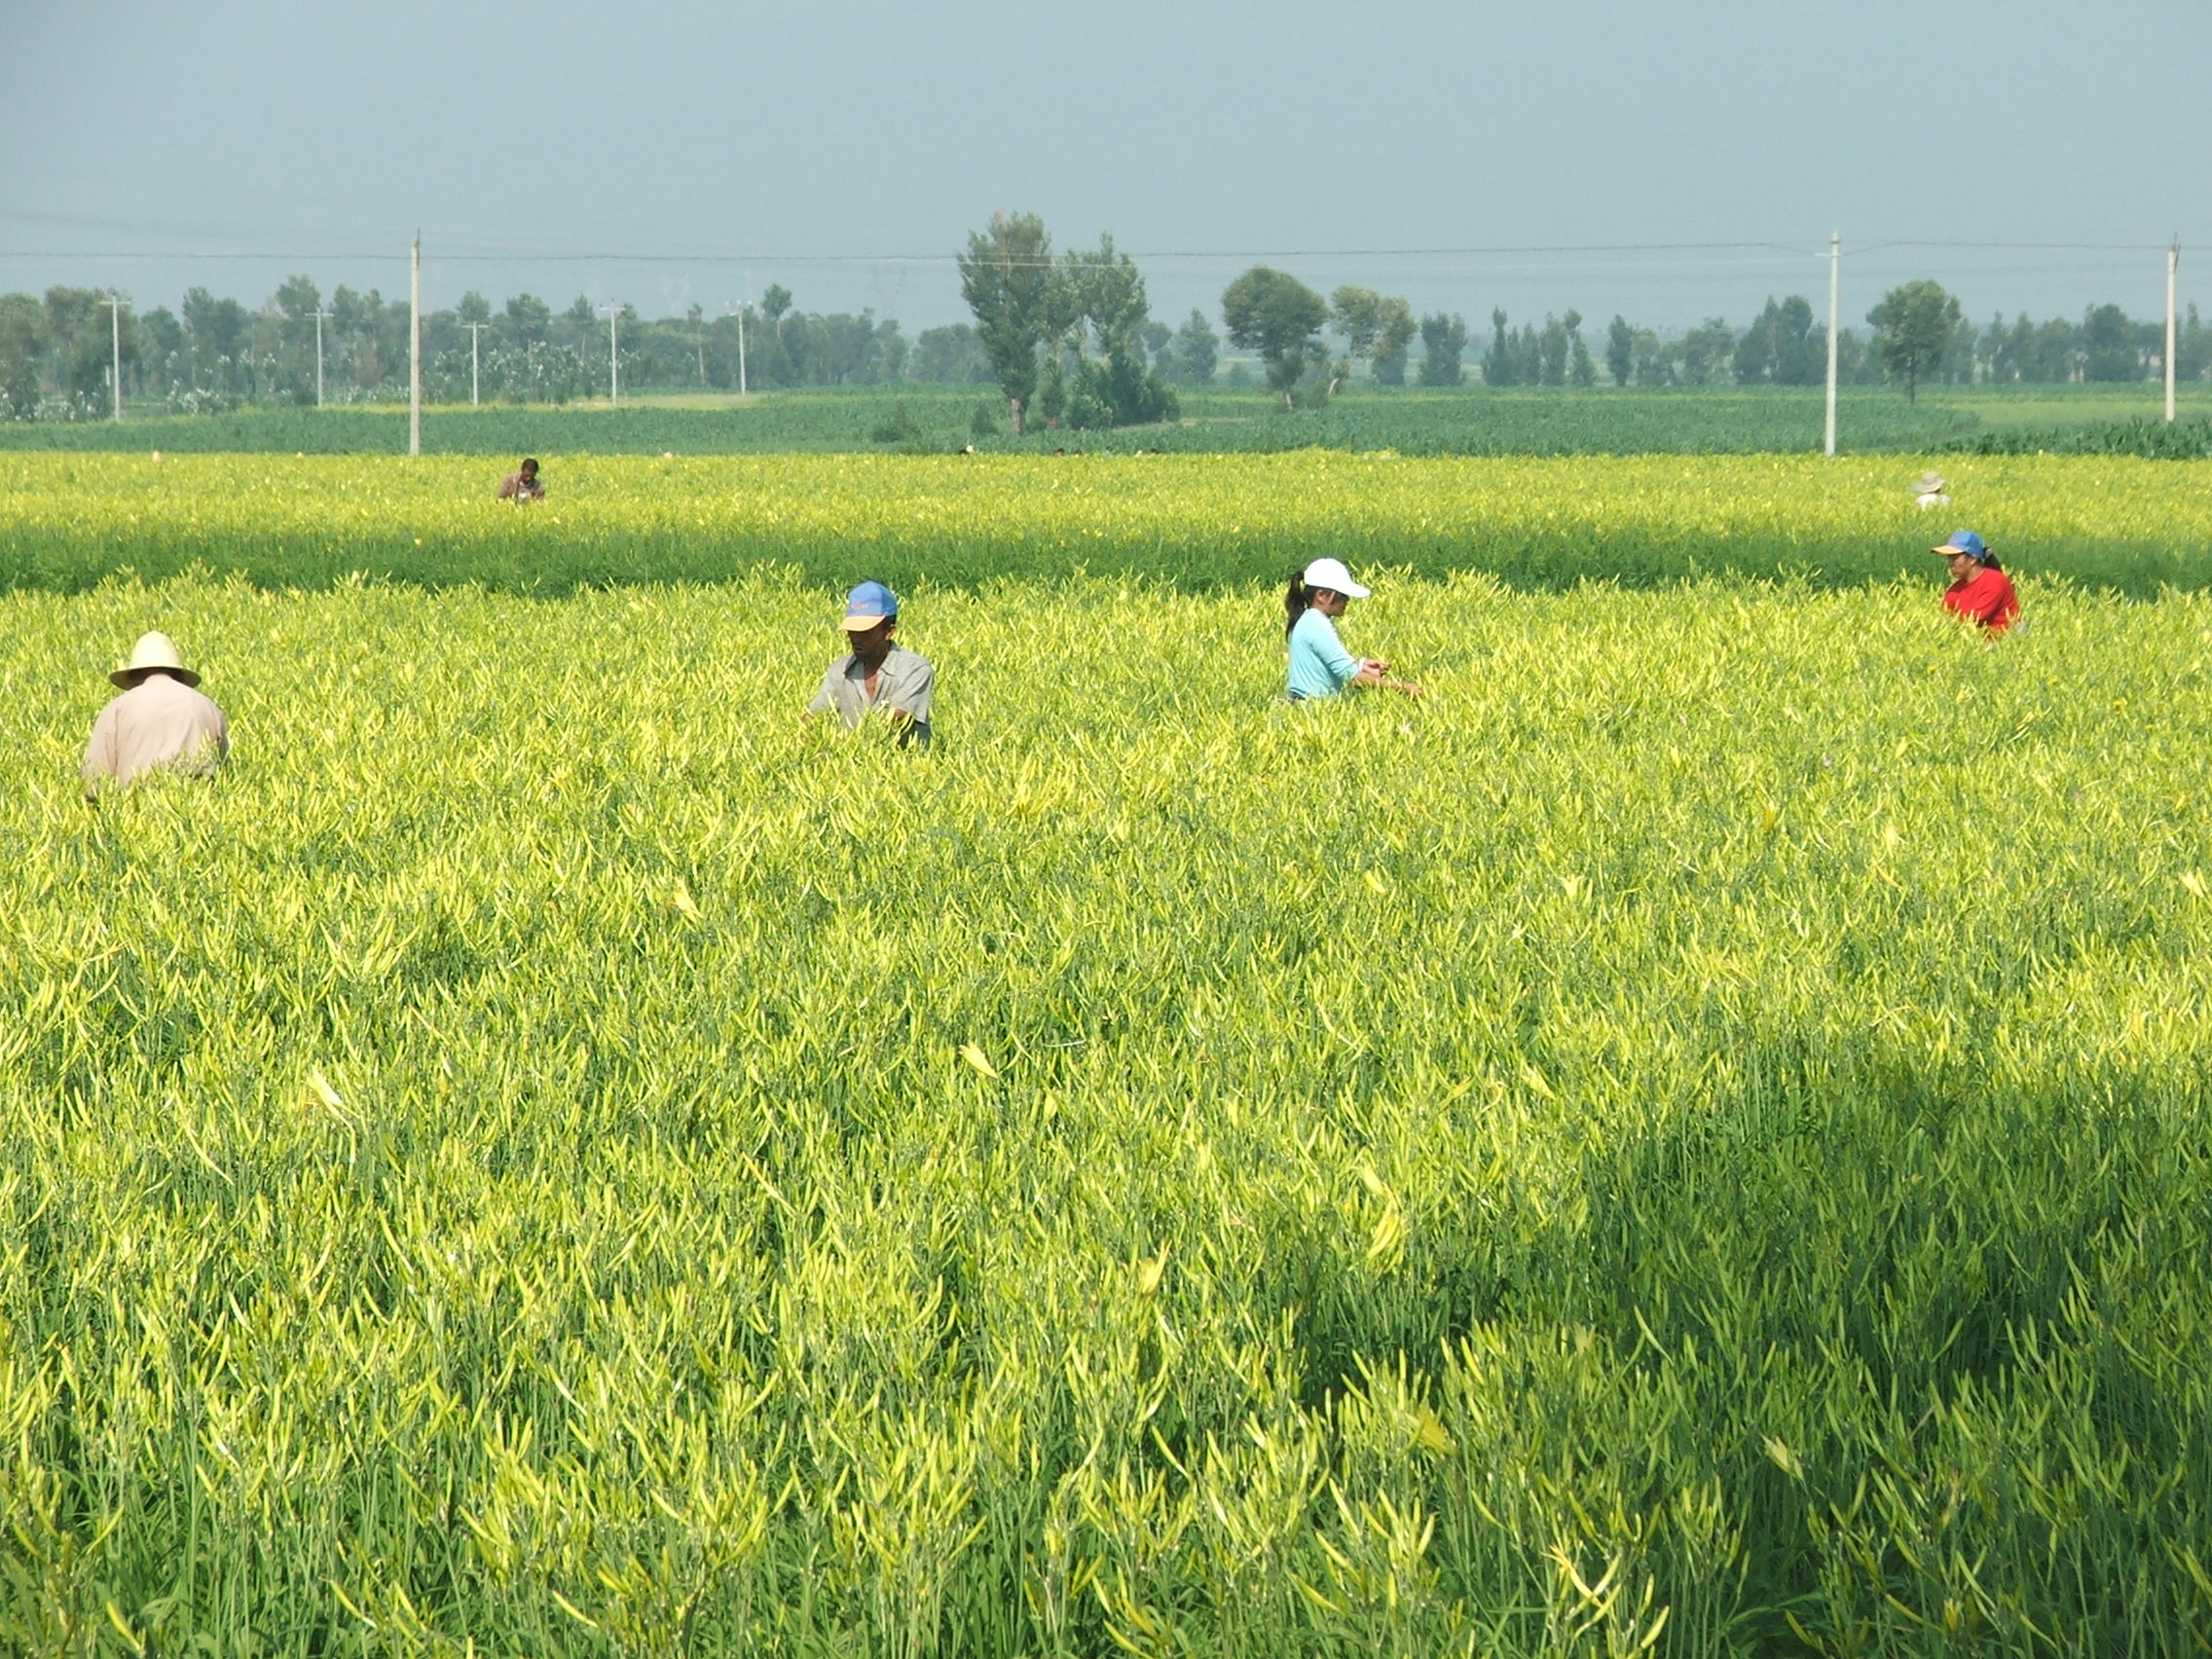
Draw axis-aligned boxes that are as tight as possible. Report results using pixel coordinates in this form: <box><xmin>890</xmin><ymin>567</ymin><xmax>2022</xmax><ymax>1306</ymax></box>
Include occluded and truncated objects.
<box><xmin>958</xmin><ymin>212</ymin><xmax>1057</xmax><ymax>435</ymax></box>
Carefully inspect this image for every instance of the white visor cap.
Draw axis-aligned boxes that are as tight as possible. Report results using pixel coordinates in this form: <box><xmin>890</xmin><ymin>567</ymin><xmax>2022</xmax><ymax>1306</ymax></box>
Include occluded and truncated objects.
<box><xmin>1302</xmin><ymin>557</ymin><xmax>1371</xmax><ymax>600</ymax></box>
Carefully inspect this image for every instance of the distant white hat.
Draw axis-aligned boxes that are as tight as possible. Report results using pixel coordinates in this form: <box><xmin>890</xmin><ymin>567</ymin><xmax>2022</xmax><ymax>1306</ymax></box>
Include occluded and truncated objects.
<box><xmin>1915</xmin><ymin>470</ymin><xmax>1948</xmax><ymax>493</ymax></box>
<box><xmin>111</xmin><ymin>631</ymin><xmax>201</xmax><ymax>688</ymax></box>
<box><xmin>1302</xmin><ymin>557</ymin><xmax>1371</xmax><ymax>600</ymax></box>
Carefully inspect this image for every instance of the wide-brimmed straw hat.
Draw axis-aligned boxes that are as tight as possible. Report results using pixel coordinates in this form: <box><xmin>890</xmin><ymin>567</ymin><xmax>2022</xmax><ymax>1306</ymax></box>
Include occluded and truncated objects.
<box><xmin>110</xmin><ymin>631</ymin><xmax>201</xmax><ymax>688</ymax></box>
<box><xmin>1915</xmin><ymin>470</ymin><xmax>1948</xmax><ymax>493</ymax></box>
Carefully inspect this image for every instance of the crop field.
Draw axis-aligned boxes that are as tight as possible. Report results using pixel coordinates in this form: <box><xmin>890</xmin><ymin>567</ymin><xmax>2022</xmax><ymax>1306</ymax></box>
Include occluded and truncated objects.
<box><xmin>7</xmin><ymin>450</ymin><xmax>2212</xmax><ymax>598</ymax></box>
<box><xmin>4</xmin><ymin>456</ymin><xmax>2211</xmax><ymax>1654</ymax></box>
<box><xmin>4</xmin><ymin>382</ymin><xmax>2207</xmax><ymax>459</ymax></box>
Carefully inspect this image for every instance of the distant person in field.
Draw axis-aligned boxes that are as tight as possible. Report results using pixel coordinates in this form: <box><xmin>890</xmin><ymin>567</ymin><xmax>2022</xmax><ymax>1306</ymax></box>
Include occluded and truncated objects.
<box><xmin>1934</xmin><ymin>531</ymin><xmax>2019</xmax><ymax>632</ymax></box>
<box><xmin>498</xmin><ymin>457</ymin><xmax>545</xmax><ymax>502</ymax></box>
<box><xmin>82</xmin><ymin>632</ymin><xmax>230</xmax><ymax>802</ymax></box>
<box><xmin>808</xmin><ymin>580</ymin><xmax>934</xmax><ymax>749</ymax></box>
<box><xmin>1914</xmin><ymin>470</ymin><xmax>1952</xmax><ymax>509</ymax></box>
<box><xmin>1284</xmin><ymin>557</ymin><xmax>1420</xmax><ymax>701</ymax></box>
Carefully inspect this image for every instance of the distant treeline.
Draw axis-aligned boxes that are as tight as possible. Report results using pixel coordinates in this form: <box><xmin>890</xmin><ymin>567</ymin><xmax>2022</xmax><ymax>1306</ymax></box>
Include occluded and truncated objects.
<box><xmin>1577</xmin><ymin>295</ymin><xmax>2212</xmax><ymax>390</ymax></box>
<box><xmin>0</xmin><ymin>281</ymin><xmax>936</xmax><ymax>418</ymax></box>
<box><xmin>0</xmin><ymin>272</ymin><xmax>1213</xmax><ymax>421</ymax></box>
<box><xmin>3</xmin><ymin>274</ymin><xmax>2205</xmax><ymax>421</ymax></box>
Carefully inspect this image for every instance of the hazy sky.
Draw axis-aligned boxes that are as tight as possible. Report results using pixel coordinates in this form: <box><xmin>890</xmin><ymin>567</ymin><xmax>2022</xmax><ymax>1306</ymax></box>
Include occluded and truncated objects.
<box><xmin>6</xmin><ymin>0</ymin><xmax>2208</xmax><ymax>333</ymax></box>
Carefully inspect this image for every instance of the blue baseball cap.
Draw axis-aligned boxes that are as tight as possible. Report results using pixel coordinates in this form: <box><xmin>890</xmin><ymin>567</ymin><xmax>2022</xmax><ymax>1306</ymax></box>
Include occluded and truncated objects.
<box><xmin>839</xmin><ymin>580</ymin><xmax>899</xmax><ymax>631</ymax></box>
<box><xmin>1933</xmin><ymin>530</ymin><xmax>1987</xmax><ymax>559</ymax></box>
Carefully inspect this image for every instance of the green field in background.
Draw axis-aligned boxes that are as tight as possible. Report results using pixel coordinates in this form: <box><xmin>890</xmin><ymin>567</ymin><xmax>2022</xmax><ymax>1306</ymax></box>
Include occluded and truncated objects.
<box><xmin>4</xmin><ymin>381</ymin><xmax>2208</xmax><ymax>457</ymax></box>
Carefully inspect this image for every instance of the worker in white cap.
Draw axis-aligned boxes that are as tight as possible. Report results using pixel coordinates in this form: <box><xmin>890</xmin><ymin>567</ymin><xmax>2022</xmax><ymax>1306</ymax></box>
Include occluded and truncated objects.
<box><xmin>1283</xmin><ymin>557</ymin><xmax>1420</xmax><ymax>701</ymax></box>
<box><xmin>82</xmin><ymin>632</ymin><xmax>230</xmax><ymax>801</ymax></box>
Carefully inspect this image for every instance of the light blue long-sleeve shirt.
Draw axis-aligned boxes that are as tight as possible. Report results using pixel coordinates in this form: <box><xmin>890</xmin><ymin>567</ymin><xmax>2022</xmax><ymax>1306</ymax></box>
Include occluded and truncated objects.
<box><xmin>1286</xmin><ymin>607</ymin><xmax>1363</xmax><ymax>700</ymax></box>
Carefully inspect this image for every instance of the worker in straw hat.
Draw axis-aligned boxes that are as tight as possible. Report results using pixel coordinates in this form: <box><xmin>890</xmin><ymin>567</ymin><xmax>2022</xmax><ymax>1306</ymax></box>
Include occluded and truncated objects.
<box><xmin>807</xmin><ymin>580</ymin><xmax>933</xmax><ymax>749</ymax></box>
<box><xmin>1913</xmin><ymin>470</ymin><xmax>1952</xmax><ymax>509</ymax></box>
<box><xmin>82</xmin><ymin>631</ymin><xmax>230</xmax><ymax>801</ymax></box>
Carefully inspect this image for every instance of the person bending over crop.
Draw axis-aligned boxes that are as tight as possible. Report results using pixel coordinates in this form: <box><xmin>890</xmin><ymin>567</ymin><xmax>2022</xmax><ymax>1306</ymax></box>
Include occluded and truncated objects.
<box><xmin>498</xmin><ymin>458</ymin><xmax>545</xmax><ymax>502</ymax></box>
<box><xmin>1285</xmin><ymin>557</ymin><xmax>1420</xmax><ymax>701</ymax></box>
<box><xmin>83</xmin><ymin>631</ymin><xmax>230</xmax><ymax>803</ymax></box>
<box><xmin>809</xmin><ymin>580</ymin><xmax>934</xmax><ymax>749</ymax></box>
<box><xmin>1934</xmin><ymin>531</ymin><xmax>2018</xmax><ymax>632</ymax></box>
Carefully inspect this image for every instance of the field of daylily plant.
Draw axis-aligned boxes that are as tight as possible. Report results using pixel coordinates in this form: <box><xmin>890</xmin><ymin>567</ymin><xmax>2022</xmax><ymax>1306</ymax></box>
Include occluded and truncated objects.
<box><xmin>2</xmin><ymin>451</ymin><xmax>2209</xmax><ymax>1654</ymax></box>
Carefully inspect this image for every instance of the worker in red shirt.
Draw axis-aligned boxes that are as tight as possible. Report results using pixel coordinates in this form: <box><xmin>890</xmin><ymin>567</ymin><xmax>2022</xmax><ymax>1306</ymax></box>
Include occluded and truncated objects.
<box><xmin>1933</xmin><ymin>531</ymin><xmax>2018</xmax><ymax>632</ymax></box>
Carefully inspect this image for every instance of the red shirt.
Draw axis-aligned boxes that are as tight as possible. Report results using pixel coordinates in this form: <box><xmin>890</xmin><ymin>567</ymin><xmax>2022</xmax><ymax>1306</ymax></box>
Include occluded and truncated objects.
<box><xmin>1942</xmin><ymin>566</ymin><xmax>2018</xmax><ymax>632</ymax></box>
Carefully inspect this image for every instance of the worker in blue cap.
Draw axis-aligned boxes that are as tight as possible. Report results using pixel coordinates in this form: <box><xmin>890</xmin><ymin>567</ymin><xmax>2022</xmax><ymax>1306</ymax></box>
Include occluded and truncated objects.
<box><xmin>1933</xmin><ymin>531</ymin><xmax>2018</xmax><ymax>632</ymax></box>
<box><xmin>807</xmin><ymin>580</ymin><xmax>934</xmax><ymax>748</ymax></box>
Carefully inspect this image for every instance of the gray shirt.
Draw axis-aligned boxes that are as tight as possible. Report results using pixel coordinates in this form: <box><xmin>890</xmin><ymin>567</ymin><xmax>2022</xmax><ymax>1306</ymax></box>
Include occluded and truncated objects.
<box><xmin>83</xmin><ymin>672</ymin><xmax>230</xmax><ymax>797</ymax></box>
<box><xmin>808</xmin><ymin>645</ymin><xmax>933</xmax><ymax>748</ymax></box>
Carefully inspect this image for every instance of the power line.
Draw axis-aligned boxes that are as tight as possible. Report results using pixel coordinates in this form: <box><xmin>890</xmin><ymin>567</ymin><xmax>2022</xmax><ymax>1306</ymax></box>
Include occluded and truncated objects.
<box><xmin>0</xmin><ymin>240</ymin><xmax>1820</xmax><ymax>266</ymax></box>
<box><xmin>0</xmin><ymin>237</ymin><xmax>2180</xmax><ymax>274</ymax></box>
<box><xmin>1854</xmin><ymin>239</ymin><xmax>2174</xmax><ymax>254</ymax></box>
<box><xmin>0</xmin><ymin>249</ymin><xmax>404</xmax><ymax>262</ymax></box>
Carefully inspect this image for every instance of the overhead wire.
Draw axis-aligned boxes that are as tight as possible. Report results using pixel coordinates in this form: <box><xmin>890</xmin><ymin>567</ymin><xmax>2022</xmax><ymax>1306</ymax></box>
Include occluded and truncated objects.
<box><xmin>0</xmin><ymin>240</ymin><xmax>1830</xmax><ymax>267</ymax></box>
<box><xmin>0</xmin><ymin>224</ymin><xmax>2185</xmax><ymax>321</ymax></box>
<box><xmin>0</xmin><ymin>216</ymin><xmax>2186</xmax><ymax>267</ymax></box>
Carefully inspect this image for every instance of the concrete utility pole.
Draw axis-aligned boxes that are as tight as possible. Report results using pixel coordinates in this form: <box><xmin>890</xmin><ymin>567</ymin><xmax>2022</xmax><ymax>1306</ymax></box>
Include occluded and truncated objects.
<box><xmin>600</xmin><ymin>304</ymin><xmax>620</xmax><ymax>406</ymax></box>
<box><xmin>312</xmin><ymin>309</ymin><xmax>331</xmax><ymax>407</ymax></box>
<box><xmin>104</xmin><ymin>294</ymin><xmax>124</xmax><ymax>422</ymax></box>
<box><xmin>741</xmin><ymin>269</ymin><xmax>756</xmax><ymax>398</ymax></box>
<box><xmin>409</xmin><ymin>234</ymin><xmax>423</xmax><ymax>457</ymax></box>
<box><xmin>2166</xmin><ymin>240</ymin><xmax>2180</xmax><ymax>424</ymax></box>
<box><xmin>723</xmin><ymin>300</ymin><xmax>751</xmax><ymax>396</ymax></box>
<box><xmin>1824</xmin><ymin>232</ymin><xmax>1840</xmax><ymax>458</ymax></box>
<box><xmin>463</xmin><ymin>320</ymin><xmax>488</xmax><ymax>406</ymax></box>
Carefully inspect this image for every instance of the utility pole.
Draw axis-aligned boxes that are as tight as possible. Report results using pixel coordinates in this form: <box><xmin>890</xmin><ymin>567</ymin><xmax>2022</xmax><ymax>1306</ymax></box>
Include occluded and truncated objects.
<box><xmin>462</xmin><ymin>320</ymin><xmax>488</xmax><ymax>406</ymax></box>
<box><xmin>600</xmin><ymin>303</ymin><xmax>620</xmax><ymax>406</ymax></box>
<box><xmin>104</xmin><ymin>294</ymin><xmax>124</xmax><ymax>422</ymax></box>
<box><xmin>2166</xmin><ymin>240</ymin><xmax>2179</xmax><ymax>424</ymax></box>
<box><xmin>725</xmin><ymin>300</ymin><xmax>750</xmax><ymax>396</ymax></box>
<box><xmin>742</xmin><ymin>270</ymin><xmax>756</xmax><ymax>398</ymax></box>
<box><xmin>409</xmin><ymin>233</ymin><xmax>423</xmax><ymax>457</ymax></box>
<box><xmin>1824</xmin><ymin>232</ymin><xmax>1840</xmax><ymax>458</ymax></box>
<box><xmin>312</xmin><ymin>309</ymin><xmax>331</xmax><ymax>407</ymax></box>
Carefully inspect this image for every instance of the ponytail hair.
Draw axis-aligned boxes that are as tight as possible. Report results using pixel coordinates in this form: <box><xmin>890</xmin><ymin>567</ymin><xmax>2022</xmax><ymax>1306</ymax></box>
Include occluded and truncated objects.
<box><xmin>1285</xmin><ymin>570</ymin><xmax>1315</xmax><ymax>637</ymax></box>
<box><xmin>1981</xmin><ymin>552</ymin><xmax>2003</xmax><ymax>573</ymax></box>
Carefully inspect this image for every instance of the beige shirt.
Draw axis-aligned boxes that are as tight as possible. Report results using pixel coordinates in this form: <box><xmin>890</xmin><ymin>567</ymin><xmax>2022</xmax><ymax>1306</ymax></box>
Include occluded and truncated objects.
<box><xmin>808</xmin><ymin>645</ymin><xmax>934</xmax><ymax>748</ymax></box>
<box><xmin>83</xmin><ymin>673</ymin><xmax>230</xmax><ymax>797</ymax></box>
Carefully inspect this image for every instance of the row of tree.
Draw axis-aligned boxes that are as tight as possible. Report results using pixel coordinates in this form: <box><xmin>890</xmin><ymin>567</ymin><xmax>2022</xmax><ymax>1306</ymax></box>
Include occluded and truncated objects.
<box><xmin>0</xmin><ymin>280</ymin><xmax>918</xmax><ymax>419</ymax></box>
<box><xmin>955</xmin><ymin>219</ymin><xmax>2212</xmax><ymax>426</ymax></box>
<box><xmin>1598</xmin><ymin>283</ymin><xmax>2212</xmax><ymax>397</ymax></box>
<box><xmin>1209</xmin><ymin>276</ymin><xmax>2212</xmax><ymax>406</ymax></box>
<box><xmin>6</xmin><ymin>262</ymin><xmax>2205</xmax><ymax>423</ymax></box>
